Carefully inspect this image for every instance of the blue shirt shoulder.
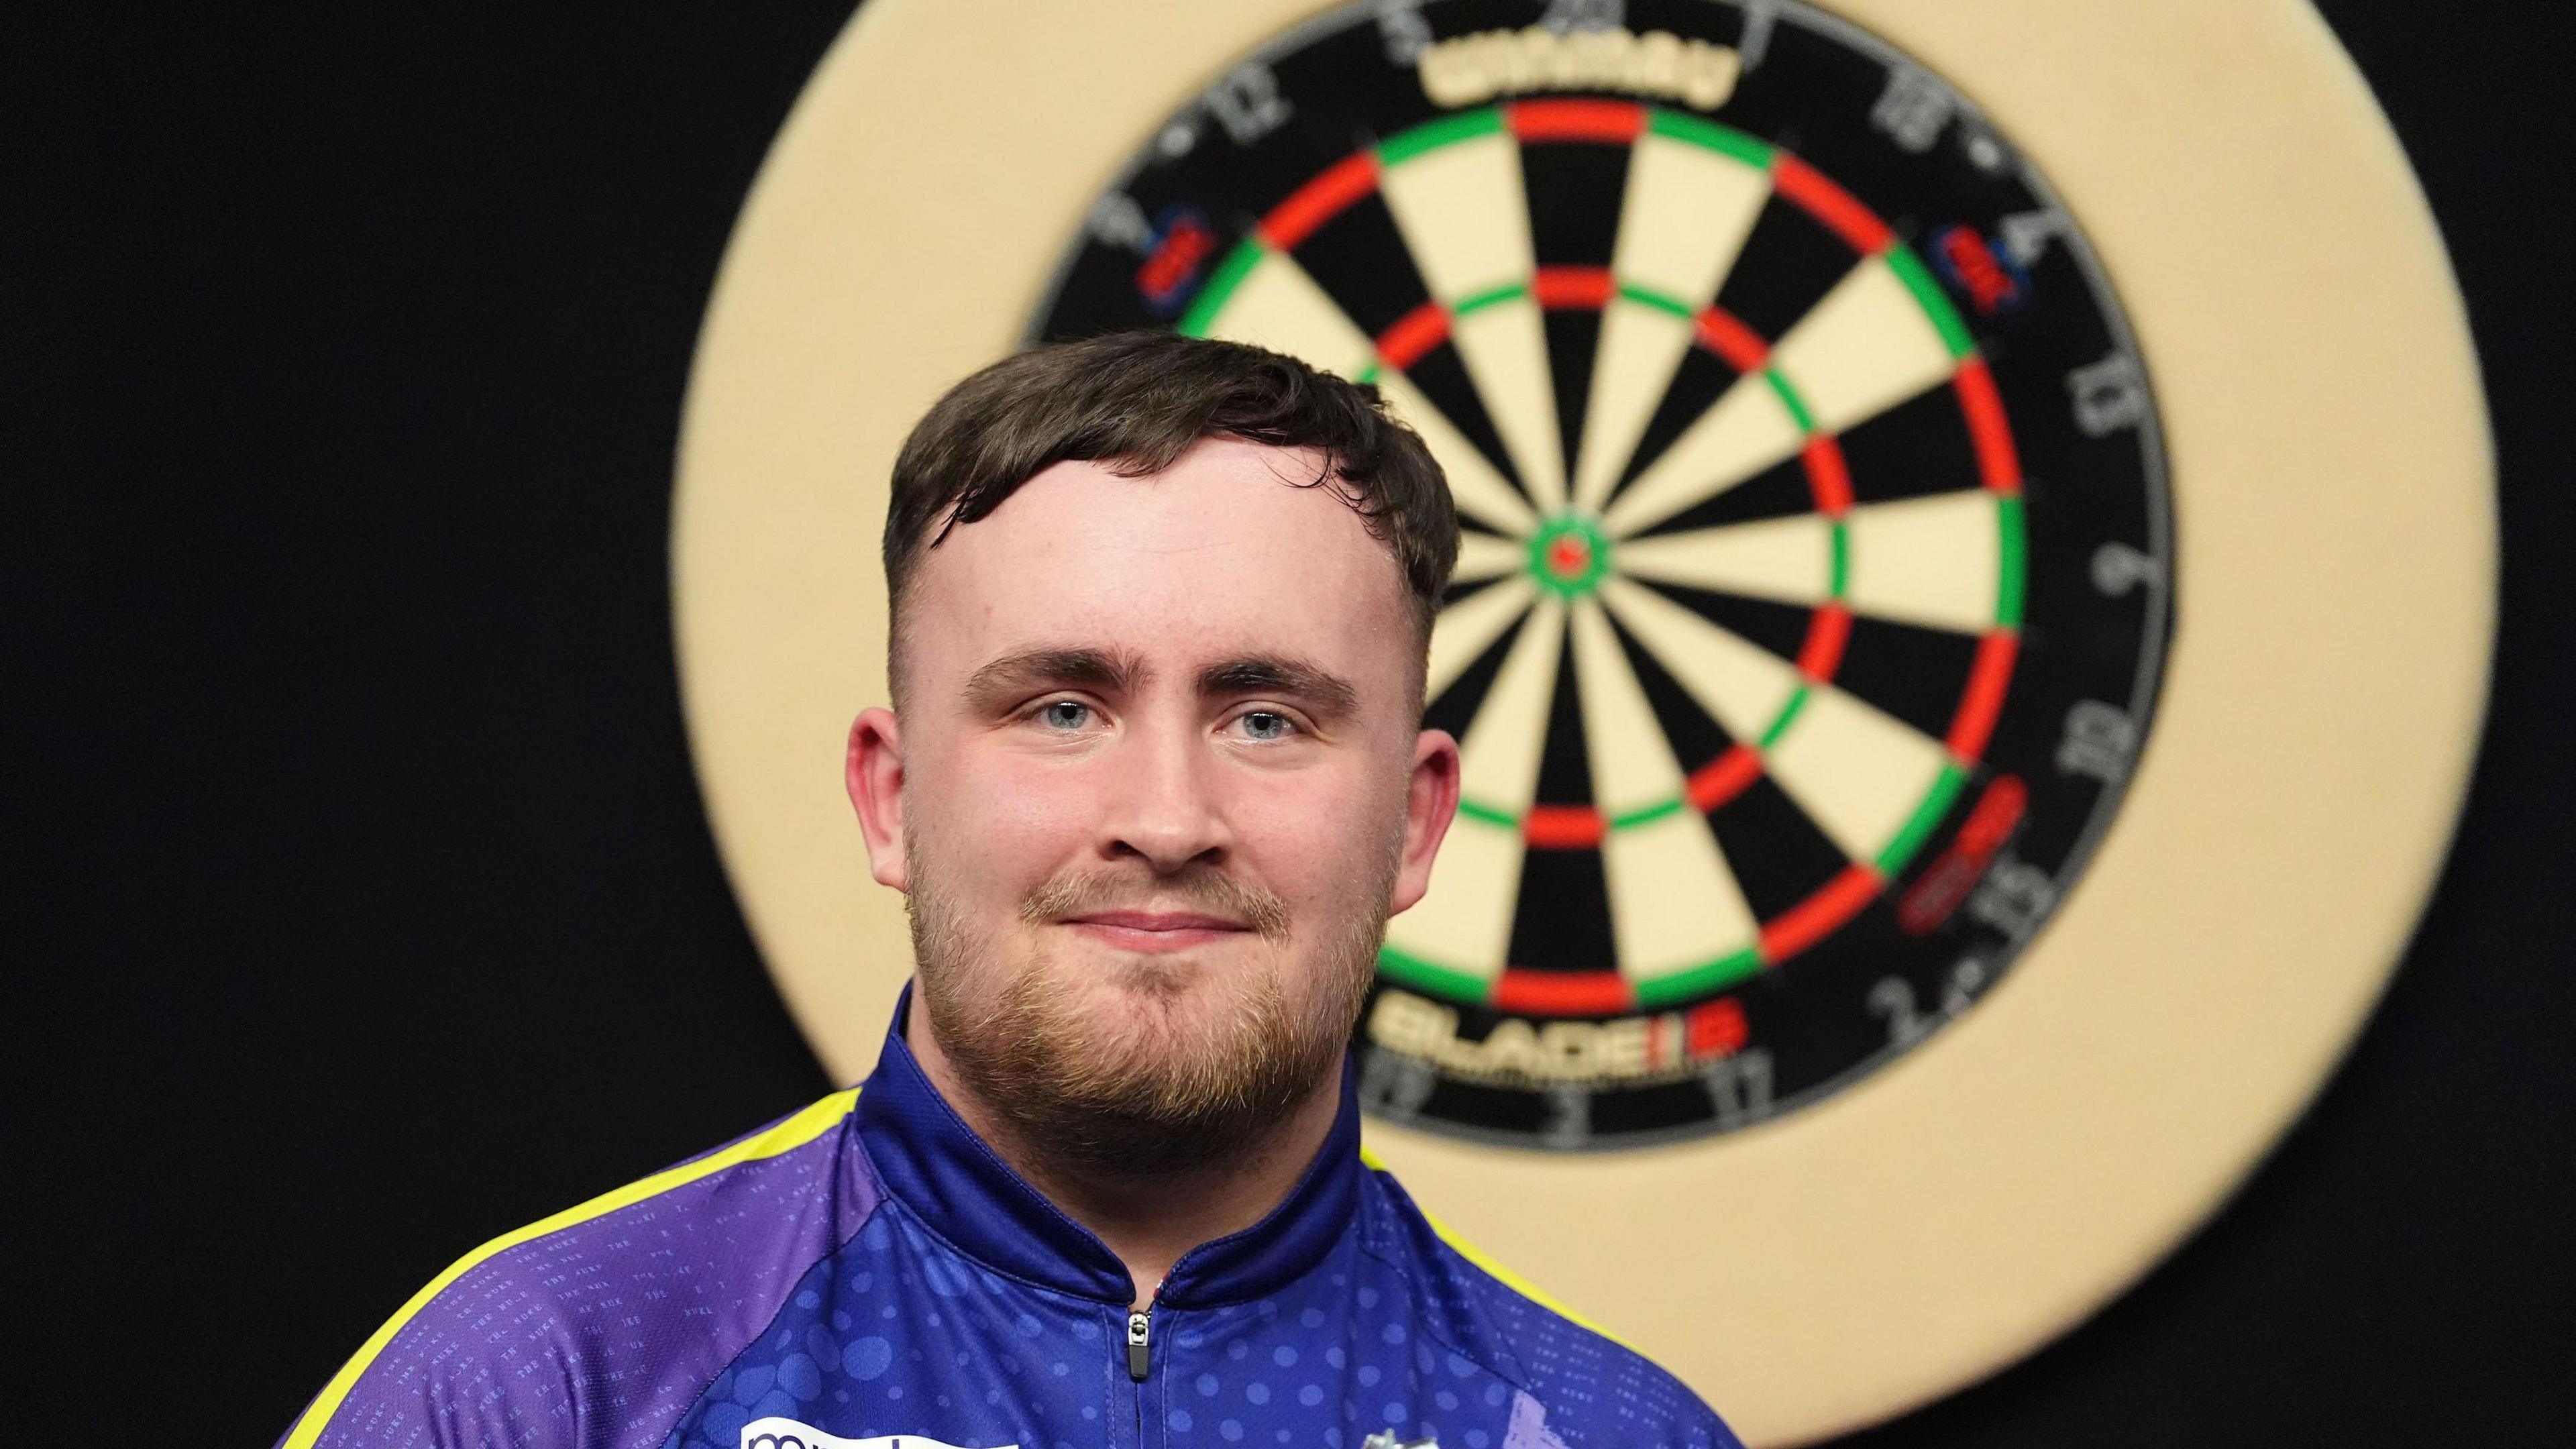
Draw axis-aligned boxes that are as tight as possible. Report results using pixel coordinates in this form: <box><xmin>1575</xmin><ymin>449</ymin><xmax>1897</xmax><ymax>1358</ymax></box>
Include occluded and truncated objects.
<box><xmin>1356</xmin><ymin>1164</ymin><xmax>1741</xmax><ymax>1449</ymax></box>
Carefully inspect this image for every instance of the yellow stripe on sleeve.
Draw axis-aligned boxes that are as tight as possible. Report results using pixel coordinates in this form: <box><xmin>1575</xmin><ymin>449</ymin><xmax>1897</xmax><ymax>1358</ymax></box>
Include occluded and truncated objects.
<box><xmin>282</xmin><ymin>1087</ymin><xmax>861</xmax><ymax>1449</ymax></box>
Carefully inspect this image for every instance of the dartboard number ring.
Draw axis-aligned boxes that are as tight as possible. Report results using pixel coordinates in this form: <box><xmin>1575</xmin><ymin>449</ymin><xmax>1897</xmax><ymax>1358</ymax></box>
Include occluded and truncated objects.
<box><xmin>1030</xmin><ymin>0</ymin><xmax>2172</xmax><ymax>1148</ymax></box>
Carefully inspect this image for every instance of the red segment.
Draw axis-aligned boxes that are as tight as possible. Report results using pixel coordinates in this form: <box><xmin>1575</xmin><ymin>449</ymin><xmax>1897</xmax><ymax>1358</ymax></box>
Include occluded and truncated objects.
<box><xmin>1532</xmin><ymin>266</ymin><xmax>1614</xmax><ymax>310</ymax></box>
<box><xmin>1938</xmin><ymin>226</ymin><xmax>2021</xmax><ymax>312</ymax></box>
<box><xmin>1760</xmin><ymin>864</ymin><xmax>1884</xmax><ymax>964</ymax></box>
<box><xmin>1800</xmin><ymin>435</ymin><xmax>1854</xmax><ymax>516</ymax></box>
<box><xmin>1135</xmin><ymin>214</ymin><xmax>1216</xmax><ymax>309</ymax></box>
<box><xmin>1686</xmin><ymin>745</ymin><xmax>1764</xmax><ymax>814</ymax></box>
<box><xmin>1894</xmin><ymin>775</ymin><xmax>2026</xmax><ymax>935</ymax></box>
<box><xmin>1771</xmin><ymin>154</ymin><xmax>1894</xmax><ymax>256</ymax></box>
<box><xmin>1951</xmin><ymin>356</ymin><xmax>2022</xmax><ymax>493</ymax></box>
<box><xmin>1955</xmin><ymin>773</ymin><xmax>2029</xmax><ymax>857</ymax></box>
<box><xmin>1523</xmin><ymin>804</ymin><xmax>1606</xmax><ymax>850</ymax></box>
<box><xmin>1946</xmin><ymin>630</ymin><xmax>2020</xmax><ymax>761</ymax></box>
<box><xmin>1686</xmin><ymin>998</ymin><xmax>1750</xmax><ymax>1058</ymax></box>
<box><xmin>1507</xmin><ymin>98</ymin><xmax>1644</xmax><ymax>144</ymax></box>
<box><xmin>1693</xmin><ymin>306</ymin><xmax>1770</xmax><ymax>372</ymax></box>
<box><xmin>1374</xmin><ymin>301</ymin><xmax>1451</xmax><ymax>372</ymax></box>
<box><xmin>1796</xmin><ymin>604</ymin><xmax>1852</xmax><ymax>682</ymax></box>
<box><xmin>1258</xmin><ymin>151</ymin><xmax>1379</xmax><ymax>252</ymax></box>
<box><xmin>1496</xmin><ymin>969</ymin><xmax>1633</xmax><ymax>1016</ymax></box>
<box><xmin>1546</xmin><ymin>535</ymin><xmax>1592</xmax><ymax>580</ymax></box>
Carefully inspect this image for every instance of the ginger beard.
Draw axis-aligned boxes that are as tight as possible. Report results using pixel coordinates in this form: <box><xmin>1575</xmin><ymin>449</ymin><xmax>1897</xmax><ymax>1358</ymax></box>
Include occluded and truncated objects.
<box><xmin>904</xmin><ymin>814</ymin><xmax>1400</xmax><ymax>1181</ymax></box>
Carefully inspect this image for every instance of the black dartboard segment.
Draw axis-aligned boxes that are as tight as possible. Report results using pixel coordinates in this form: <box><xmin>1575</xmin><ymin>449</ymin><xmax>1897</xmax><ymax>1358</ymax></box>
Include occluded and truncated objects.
<box><xmin>1028</xmin><ymin>0</ymin><xmax>2172</xmax><ymax>1148</ymax></box>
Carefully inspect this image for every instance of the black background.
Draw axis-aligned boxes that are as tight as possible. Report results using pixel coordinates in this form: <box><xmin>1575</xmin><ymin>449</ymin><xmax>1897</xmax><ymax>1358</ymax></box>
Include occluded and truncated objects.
<box><xmin>5</xmin><ymin>4</ymin><xmax>2569</xmax><ymax>1444</ymax></box>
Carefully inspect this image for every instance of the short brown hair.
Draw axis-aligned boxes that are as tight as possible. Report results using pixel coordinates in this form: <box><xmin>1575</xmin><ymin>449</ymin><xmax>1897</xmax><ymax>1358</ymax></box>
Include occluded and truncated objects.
<box><xmin>883</xmin><ymin>331</ymin><xmax>1460</xmax><ymax>683</ymax></box>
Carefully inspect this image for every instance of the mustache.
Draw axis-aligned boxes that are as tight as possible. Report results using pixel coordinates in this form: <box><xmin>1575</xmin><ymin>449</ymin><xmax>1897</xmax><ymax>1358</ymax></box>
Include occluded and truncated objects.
<box><xmin>1018</xmin><ymin>865</ymin><xmax>1293</xmax><ymax>946</ymax></box>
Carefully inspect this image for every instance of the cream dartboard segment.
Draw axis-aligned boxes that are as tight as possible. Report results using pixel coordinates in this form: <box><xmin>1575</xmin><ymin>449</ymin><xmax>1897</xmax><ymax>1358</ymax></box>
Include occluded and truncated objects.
<box><xmin>1034</xmin><ymin>13</ymin><xmax>2160</xmax><ymax>1147</ymax></box>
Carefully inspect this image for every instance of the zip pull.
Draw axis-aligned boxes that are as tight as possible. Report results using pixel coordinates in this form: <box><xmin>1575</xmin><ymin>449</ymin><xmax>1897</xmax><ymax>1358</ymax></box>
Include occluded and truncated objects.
<box><xmin>1125</xmin><ymin>1307</ymin><xmax>1152</xmax><ymax>1381</ymax></box>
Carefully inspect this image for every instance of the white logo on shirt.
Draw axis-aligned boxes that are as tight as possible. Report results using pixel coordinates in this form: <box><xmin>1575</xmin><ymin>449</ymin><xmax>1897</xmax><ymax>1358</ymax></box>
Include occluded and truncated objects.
<box><xmin>742</xmin><ymin>1415</ymin><xmax>1016</xmax><ymax>1449</ymax></box>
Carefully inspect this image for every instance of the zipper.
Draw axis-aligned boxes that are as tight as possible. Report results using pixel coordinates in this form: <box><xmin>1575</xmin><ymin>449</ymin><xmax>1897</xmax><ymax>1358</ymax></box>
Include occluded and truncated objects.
<box><xmin>1127</xmin><ymin>1277</ymin><xmax>1165</xmax><ymax>1446</ymax></box>
<box><xmin>1126</xmin><ymin>1305</ymin><xmax>1152</xmax><ymax>1381</ymax></box>
<box><xmin>1126</xmin><ymin>1296</ymin><xmax>1157</xmax><ymax>1447</ymax></box>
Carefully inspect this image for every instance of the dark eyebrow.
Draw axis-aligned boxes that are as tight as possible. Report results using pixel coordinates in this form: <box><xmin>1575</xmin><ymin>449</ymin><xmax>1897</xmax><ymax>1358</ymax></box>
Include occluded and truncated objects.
<box><xmin>960</xmin><ymin>647</ymin><xmax>1147</xmax><ymax>713</ymax></box>
<box><xmin>1197</xmin><ymin>655</ymin><xmax>1360</xmax><ymax>720</ymax></box>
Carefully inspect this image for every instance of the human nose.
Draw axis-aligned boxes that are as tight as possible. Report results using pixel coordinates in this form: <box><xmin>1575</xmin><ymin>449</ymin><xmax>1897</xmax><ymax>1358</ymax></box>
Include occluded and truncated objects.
<box><xmin>1099</xmin><ymin>713</ymin><xmax>1230</xmax><ymax>873</ymax></box>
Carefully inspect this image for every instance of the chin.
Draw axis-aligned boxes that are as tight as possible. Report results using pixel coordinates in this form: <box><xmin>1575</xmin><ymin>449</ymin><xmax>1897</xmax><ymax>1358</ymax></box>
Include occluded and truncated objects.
<box><xmin>1093</xmin><ymin>951</ymin><xmax>1199</xmax><ymax>1002</ymax></box>
<box><xmin>1065</xmin><ymin>953</ymin><xmax>1246</xmax><ymax>1029</ymax></box>
<box><xmin>1028</xmin><ymin>947</ymin><xmax>1248</xmax><ymax>1040</ymax></box>
<box><xmin>922</xmin><ymin>918</ymin><xmax>1362</xmax><ymax>1175</ymax></box>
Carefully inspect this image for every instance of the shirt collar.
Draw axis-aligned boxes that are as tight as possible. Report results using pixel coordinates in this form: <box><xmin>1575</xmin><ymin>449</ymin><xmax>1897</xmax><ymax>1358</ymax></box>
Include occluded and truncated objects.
<box><xmin>853</xmin><ymin>983</ymin><xmax>1364</xmax><ymax>1308</ymax></box>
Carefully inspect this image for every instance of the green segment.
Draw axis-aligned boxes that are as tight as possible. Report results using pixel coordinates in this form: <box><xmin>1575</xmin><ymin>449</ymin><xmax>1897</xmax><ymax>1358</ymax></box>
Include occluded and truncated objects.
<box><xmin>1876</xmin><ymin>764</ymin><xmax>1970</xmax><ymax>875</ymax></box>
<box><xmin>1377</xmin><ymin>945</ymin><xmax>1493</xmax><ymax>1004</ymax></box>
<box><xmin>1452</xmin><ymin>280</ymin><xmax>1529</xmax><ymax>317</ymax></box>
<box><xmin>1759</xmin><ymin>686</ymin><xmax>1811</xmax><ymax>749</ymax></box>
<box><xmin>1829</xmin><ymin>521</ymin><xmax>1850</xmax><ymax>598</ymax></box>
<box><xmin>1646</xmin><ymin>110</ymin><xmax>1774</xmax><ymax>168</ymax></box>
<box><xmin>1178</xmin><ymin>238</ymin><xmax>1265</xmax><ymax>338</ymax></box>
<box><xmin>1379</xmin><ymin>107</ymin><xmax>1504</xmax><ymax>166</ymax></box>
<box><xmin>1886</xmin><ymin>246</ymin><xmax>1976</xmax><ymax>359</ymax></box>
<box><xmin>1996</xmin><ymin>494</ymin><xmax>2027</xmax><ymax>626</ymax></box>
<box><xmin>1608</xmin><ymin>797</ymin><xmax>1685</xmax><ymax>832</ymax></box>
<box><xmin>1525</xmin><ymin>512</ymin><xmax>1614</xmax><ymax>599</ymax></box>
<box><xmin>1354</xmin><ymin>362</ymin><xmax>1383</xmax><ymax>386</ymax></box>
<box><xmin>1458</xmin><ymin>797</ymin><xmax>1519</xmax><ymax>829</ymax></box>
<box><xmin>1615</xmin><ymin>282</ymin><xmax>1695</xmax><ymax>319</ymax></box>
<box><xmin>1764</xmin><ymin>368</ymin><xmax>1816</xmax><ymax>433</ymax></box>
<box><xmin>1634</xmin><ymin>947</ymin><xmax>1765</xmax><ymax>1008</ymax></box>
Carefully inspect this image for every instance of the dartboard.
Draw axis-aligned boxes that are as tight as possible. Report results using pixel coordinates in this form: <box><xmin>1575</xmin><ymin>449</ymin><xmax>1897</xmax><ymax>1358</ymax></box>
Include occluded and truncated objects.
<box><xmin>678</xmin><ymin>0</ymin><xmax>2489</xmax><ymax>1432</ymax></box>
<box><xmin>1029</xmin><ymin>0</ymin><xmax>2170</xmax><ymax>1147</ymax></box>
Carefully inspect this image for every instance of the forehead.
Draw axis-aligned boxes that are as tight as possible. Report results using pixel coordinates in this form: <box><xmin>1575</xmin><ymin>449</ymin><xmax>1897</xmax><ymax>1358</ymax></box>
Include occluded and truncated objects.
<box><xmin>902</xmin><ymin>437</ymin><xmax>1417</xmax><ymax>693</ymax></box>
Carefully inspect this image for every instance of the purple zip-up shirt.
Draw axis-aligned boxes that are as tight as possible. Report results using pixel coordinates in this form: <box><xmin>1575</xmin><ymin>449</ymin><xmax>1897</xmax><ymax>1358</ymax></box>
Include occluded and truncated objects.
<box><xmin>280</xmin><ymin>990</ymin><xmax>1739</xmax><ymax>1449</ymax></box>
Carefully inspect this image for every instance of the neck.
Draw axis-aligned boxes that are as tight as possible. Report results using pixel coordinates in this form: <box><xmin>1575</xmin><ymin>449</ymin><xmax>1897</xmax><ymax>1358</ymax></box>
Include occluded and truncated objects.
<box><xmin>904</xmin><ymin>1006</ymin><xmax>1343</xmax><ymax>1307</ymax></box>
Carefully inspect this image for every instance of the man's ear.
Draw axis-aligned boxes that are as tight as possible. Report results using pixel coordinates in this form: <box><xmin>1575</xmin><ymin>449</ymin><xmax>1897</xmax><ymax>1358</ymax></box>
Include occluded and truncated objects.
<box><xmin>845</xmin><ymin>707</ymin><xmax>910</xmax><ymax>892</ymax></box>
<box><xmin>1390</xmin><ymin>728</ymin><xmax>1462</xmax><ymax>916</ymax></box>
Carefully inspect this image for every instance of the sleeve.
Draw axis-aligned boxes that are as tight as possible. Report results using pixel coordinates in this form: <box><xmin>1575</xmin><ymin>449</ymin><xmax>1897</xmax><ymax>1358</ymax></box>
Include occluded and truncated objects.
<box><xmin>275</xmin><ymin>1248</ymin><xmax>595</xmax><ymax>1449</ymax></box>
<box><xmin>276</xmin><ymin>1091</ymin><xmax>869</xmax><ymax>1449</ymax></box>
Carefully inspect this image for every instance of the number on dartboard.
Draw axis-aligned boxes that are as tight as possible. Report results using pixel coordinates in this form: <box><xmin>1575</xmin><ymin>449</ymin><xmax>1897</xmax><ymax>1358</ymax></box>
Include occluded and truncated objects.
<box><xmin>1941</xmin><ymin>955</ymin><xmax>1990</xmax><ymax>1014</ymax></box>
<box><xmin>2070</xmin><ymin>352</ymin><xmax>2151</xmax><ymax>435</ymax></box>
<box><xmin>1087</xmin><ymin>192</ymin><xmax>1153</xmax><ymax>254</ymax></box>
<box><xmin>1868</xmin><ymin>976</ymin><xmax>1931</xmax><ymax>1046</ymax></box>
<box><xmin>1998</xmin><ymin>207</ymin><xmax>2070</xmax><ymax>266</ymax></box>
<box><xmin>1869</xmin><ymin>956</ymin><xmax>1993</xmax><ymax>1049</ymax></box>
<box><xmin>1968</xmin><ymin>856</ymin><xmax>2059</xmax><ymax>938</ymax></box>
<box><xmin>1375</xmin><ymin>0</ymin><xmax>1433</xmax><ymax>65</ymax></box>
<box><xmin>2092</xmin><ymin>540</ymin><xmax>2160</xmax><ymax>596</ymax></box>
<box><xmin>1360</xmin><ymin>1047</ymin><xmax>1438</xmax><ymax>1119</ymax></box>
<box><xmin>1539</xmin><ymin>0</ymin><xmax>1624</xmax><ymax>32</ymax></box>
<box><xmin>1029</xmin><ymin>0</ymin><xmax>2169</xmax><ymax>1146</ymax></box>
<box><xmin>1871</xmin><ymin>63</ymin><xmax>1953</xmax><ymax>152</ymax></box>
<box><xmin>2057</xmin><ymin>700</ymin><xmax>2139</xmax><ymax>784</ymax></box>
<box><xmin>1703</xmin><ymin>1050</ymin><xmax>1776</xmax><ymax>1130</ymax></box>
<box><xmin>1735</xmin><ymin>1</ymin><xmax>1778</xmax><ymax>70</ymax></box>
<box><xmin>1542</xmin><ymin>1085</ymin><xmax>1592</xmax><ymax>1148</ymax></box>
<box><xmin>1205</xmin><ymin>63</ymin><xmax>1292</xmax><ymax>146</ymax></box>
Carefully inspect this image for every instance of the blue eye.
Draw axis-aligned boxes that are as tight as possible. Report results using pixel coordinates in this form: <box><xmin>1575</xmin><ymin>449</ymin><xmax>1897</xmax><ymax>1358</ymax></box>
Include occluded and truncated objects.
<box><xmin>1238</xmin><ymin>710</ymin><xmax>1293</xmax><ymax>742</ymax></box>
<box><xmin>1038</xmin><ymin>700</ymin><xmax>1092</xmax><ymax>730</ymax></box>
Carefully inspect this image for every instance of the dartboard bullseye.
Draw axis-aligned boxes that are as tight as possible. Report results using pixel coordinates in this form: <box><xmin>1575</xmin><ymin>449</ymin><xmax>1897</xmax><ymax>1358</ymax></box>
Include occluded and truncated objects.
<box><xmin>1031</xmin><ymin>0</ymin><xmax>2171</xmax><ymax>1147</ymax></box>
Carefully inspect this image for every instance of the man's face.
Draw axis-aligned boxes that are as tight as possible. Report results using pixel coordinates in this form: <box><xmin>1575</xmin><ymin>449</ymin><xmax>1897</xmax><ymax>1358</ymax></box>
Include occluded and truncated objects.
<box><xmin>847</xmin><ymin>437</ymin><xmax>1458</xmax><ymax>1171</ymax></box>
